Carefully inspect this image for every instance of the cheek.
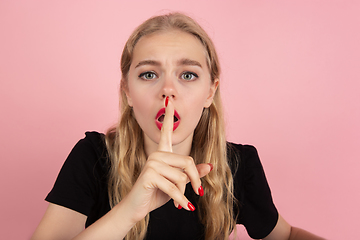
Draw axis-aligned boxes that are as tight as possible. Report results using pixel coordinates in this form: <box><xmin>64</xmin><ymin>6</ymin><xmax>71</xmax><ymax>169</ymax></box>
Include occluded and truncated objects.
<box><xmin>131</xmin><ymin>94</ymin><xmax>145</xmax><ymax>106</ymax></box>
<box><xmin>132</xmin><ymin>95</ymin><xmax>151</xmax><ymax>118</ymax></box>
<box><xmin>127</xmin><ymin>81</ymin><xmax>147</xmax><ymax>107</ymax></box>
<box><xmin>183</xmin><ymin>93</ymin><xmax>208</xmax><ymax>123</ymax></box>
<box><xmin>127</xmin><ymin>90</ymin><xmax>151</xmax><ymax>120</ymax></box>
<box><xmin>131</xmin><ymin>103</ymin><xmax>152</xmax><ymax>132</ymax></box>
<box><xmin>189</xmin><ymin>88</ymin><xmax>211</xmax><ymax>108</ymax></box>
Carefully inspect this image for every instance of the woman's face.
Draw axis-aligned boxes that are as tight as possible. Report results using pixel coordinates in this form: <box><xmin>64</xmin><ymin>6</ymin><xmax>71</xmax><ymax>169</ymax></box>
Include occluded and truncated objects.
<box><xmin>126</xmin><ymin>30</ymin><xmax>218</xmax><ymax>154</ymax></box>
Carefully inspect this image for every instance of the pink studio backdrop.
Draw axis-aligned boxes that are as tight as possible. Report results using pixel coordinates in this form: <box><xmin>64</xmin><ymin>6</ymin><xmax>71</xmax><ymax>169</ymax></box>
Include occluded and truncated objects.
<box><xmin>1</xmin><ymin>1</ymin><xmax>359</xmax><ymax>239</ymax></box>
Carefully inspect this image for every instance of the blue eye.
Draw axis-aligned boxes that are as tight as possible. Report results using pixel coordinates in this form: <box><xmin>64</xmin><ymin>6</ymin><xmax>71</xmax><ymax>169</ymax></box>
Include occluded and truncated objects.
<box><xmin>181</xmin><ymin>72</ymin><xmax>198</xmax><ymax>81</ymax></box>
<box><xmin>139</xmin><ymin>71</ymin><xmax>157</xmax><ymax>80</ymax></box>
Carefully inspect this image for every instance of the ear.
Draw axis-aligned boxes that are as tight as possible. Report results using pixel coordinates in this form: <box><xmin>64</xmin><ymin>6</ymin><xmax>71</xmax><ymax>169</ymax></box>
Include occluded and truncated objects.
<box><xmin>126</xmin><ymin>93</ymin><xmax>133</xmax><ymax>107</ymax></box>
<box><xmin>204</xmin><ymin>78</ymin><xmax>219</xmax><ymax>108</ymax></box>
<box><xmin>126</xmin><ymin>91</ymin><xmax>133</xmax><ymax>107</ymax></box>
<box><xmin>122</xmin><ymin>83</ymin><xmax>133</xmax><ymax>107</ymax></box>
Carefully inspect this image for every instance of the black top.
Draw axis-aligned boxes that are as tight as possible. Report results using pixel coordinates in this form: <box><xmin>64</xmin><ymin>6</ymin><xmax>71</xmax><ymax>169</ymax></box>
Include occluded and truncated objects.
<box><xmin>46</xmin><ymin>132</ymin><xmax>278</xmax><ymax>239</ymax></box>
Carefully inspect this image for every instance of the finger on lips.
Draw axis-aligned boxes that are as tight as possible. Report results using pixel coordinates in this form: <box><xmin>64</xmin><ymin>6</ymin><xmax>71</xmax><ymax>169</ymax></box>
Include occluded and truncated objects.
<box><xmin>158</xmin><ymin>96</ymin><xmax>173</xmax><ymax>153</ymax></box>
<box><xmin>156</xmin><ymin>96</ymin><xmax>202</xmax><ymax>211</ymax></box>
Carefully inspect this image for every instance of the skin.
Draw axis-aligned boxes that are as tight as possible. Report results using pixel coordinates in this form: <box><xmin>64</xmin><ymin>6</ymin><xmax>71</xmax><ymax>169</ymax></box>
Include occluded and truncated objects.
<box><xmin>31</xmin><ymin>30</ymin><xmax>325</xmax><ymax>240</ymax></box>
<box><xmin>126</xmin><ymin>30</ymin><xmax>218</xmax><ymax>157</ymax></box>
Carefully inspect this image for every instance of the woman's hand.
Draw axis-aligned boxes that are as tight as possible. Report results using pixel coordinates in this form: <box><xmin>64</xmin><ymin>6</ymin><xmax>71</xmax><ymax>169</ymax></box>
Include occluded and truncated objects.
<box><xmin>123</xmin><ymin>98</ymin><xmax>212</xmax><ymax>223</ymax></box>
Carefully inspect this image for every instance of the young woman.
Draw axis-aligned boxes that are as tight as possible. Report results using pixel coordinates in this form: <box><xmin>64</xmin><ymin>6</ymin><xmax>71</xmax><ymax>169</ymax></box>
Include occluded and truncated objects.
<box><xmin>31</xmin><ymin>13</ymin><xmax>324</xmax><ymax>240</ymax></box>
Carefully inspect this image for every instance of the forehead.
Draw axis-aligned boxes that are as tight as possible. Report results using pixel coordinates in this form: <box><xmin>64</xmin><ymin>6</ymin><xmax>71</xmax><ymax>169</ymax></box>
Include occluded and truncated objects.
<box><xmin>131</xmin><ymin>30</ymin><xmax>208</xmax><ymax>65</ymax></box>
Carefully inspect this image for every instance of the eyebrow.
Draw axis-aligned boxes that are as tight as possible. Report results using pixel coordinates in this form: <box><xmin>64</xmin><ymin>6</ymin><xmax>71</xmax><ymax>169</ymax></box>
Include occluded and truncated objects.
<box><xmin>135</xmin><ymin>60</ymin><xmax>161</xmax><ymax>68</ymax></box>
<box><xmin>134</xmin><ymin>58</ymin><xmax>202</xmax><ymax>68</ymax></box>
<box><xmin>178</xmin><ymin>58</ymin><xmax>202</xmax><ymax>68</ymax></box>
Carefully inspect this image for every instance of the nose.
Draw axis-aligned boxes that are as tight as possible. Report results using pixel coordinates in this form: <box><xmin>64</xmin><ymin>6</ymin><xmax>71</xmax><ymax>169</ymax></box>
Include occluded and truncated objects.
<box><xmin>160</xmin><ymin>75</ymin><xmax>177</xmax><ymax>100</ymax></box>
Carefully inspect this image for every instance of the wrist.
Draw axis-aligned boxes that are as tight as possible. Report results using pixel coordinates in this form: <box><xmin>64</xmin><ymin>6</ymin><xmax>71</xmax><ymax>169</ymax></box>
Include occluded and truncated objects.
<box><xmin>112</xmin><ymin>195</ymin><xmax>139</xmax><ymax>229</ymax></box>
<box><xmin>113</xmin><ymin>192</ymin><xmax>149</xmax><ymax>228</ymax></box>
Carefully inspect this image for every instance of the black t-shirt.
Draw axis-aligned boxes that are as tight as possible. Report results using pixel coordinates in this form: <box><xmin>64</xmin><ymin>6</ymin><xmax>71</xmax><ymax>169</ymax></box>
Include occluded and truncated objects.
<box><xmin>46</xmin><ymin>132</ymin><xmax>278</xmax><ymax>239</ymax></box>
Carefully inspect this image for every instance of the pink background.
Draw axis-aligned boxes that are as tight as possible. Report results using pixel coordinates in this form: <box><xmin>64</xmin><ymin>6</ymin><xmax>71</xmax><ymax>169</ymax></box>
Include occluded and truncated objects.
<box><xmin>1</xmin><ymin>1</ymin><xmax>359</xmax><ymax>239</ymax></box>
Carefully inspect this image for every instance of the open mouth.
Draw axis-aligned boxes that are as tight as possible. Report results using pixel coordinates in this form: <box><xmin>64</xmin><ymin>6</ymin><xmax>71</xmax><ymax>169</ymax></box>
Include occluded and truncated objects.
<box><xmin>157</xmin><ymin>114</ymin><xmax>179</xmax><ymax>123</ymax></box>
<box><xmin>155</xmin><ymin>108</ymin><xmax>181</xmax><ymax>131</ymax></box>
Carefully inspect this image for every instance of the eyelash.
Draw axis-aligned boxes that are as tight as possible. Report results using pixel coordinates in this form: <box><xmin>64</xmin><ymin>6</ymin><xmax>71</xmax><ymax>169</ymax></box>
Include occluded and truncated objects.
<box><xmin>138</xmin><ymin>71</ymin><xmax>157</xmax><ymax>80</ymax></box>
<box><xmin>181</xmin><ymin>71</ymin><xmax>198</xmax><ymax>81</ymax></box>
<box><xmin>138</xmin><ymin>71</ymin><xmax>199</xmax><ymax>81</ymax></box>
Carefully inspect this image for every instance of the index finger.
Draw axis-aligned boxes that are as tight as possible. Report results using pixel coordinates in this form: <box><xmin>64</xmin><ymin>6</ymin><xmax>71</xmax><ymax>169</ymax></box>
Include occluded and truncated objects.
<box><xmin>157</xmin><ymin>97</ymin><xmax>174</xmax><ymax>152</ymax></box>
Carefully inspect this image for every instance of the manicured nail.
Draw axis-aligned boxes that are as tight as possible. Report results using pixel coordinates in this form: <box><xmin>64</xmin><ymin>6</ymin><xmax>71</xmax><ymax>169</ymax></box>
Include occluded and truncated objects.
<box><xmin>178</xmin><ymin>204</ymin><xmax>182</xmax><ymax>210</ymax></box>
<box><xmin>208</xmin><ymin>163</ymin><xmax>214</xmax><ymax>171</ymax></box>
<box><xmin>188</xmin><ymin>202</ymin><xmax>195</xmax><ymax>211</ymax></box>
<box><xmin>165</xmin><ymin>96</ymin><xmax>169</xmax><ymax>107</ymax></box>
<box><xmin>198</xmin><ymin>186</ymin><xmax>204</xmax><ymax>197</ymax></box>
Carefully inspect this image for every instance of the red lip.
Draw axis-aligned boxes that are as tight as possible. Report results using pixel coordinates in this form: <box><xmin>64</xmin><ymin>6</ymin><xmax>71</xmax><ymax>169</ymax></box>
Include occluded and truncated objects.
<box><xmin>155</xmin><ymin>108</ymin><xmax>181</xmax><ymax>131</ymax></box>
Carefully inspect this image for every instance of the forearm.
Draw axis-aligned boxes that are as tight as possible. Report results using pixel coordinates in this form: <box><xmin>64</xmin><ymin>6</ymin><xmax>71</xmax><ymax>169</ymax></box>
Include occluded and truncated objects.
<box><xmin>73</xmin><ymin>196</ymin><xmax>137</xmax><ymax>240</ymax></box>
<box><xmin>289</xmin><ymin>227</ymin><xmax>326</xmax><ymax>240</ymax></box>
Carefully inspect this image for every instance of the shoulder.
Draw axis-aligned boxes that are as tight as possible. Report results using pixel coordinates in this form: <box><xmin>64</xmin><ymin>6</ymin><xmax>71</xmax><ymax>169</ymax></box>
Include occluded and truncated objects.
<box><xmin>79</xmin><ymin>131</ymin><xmax>106</xmax><ymax>153</ymax></box>
<box><xmin>227</xmin><ymin>142</ymin><xmax>263</xmax><ymax>174</ymax></box>
<box><xmin>46</xmin><ymin>131</ymin><xmax>109</xmax><ymax>216</ymax></box>
<box><xmin>228</xmin><ymin>142</ymin><xmax>279</xmax><ymax>238</ymax></box>
<box><xmin>51</xmin><ymin>131</ymin><xmax>109</xmax><ymax>189</ymax></box>
<box><xmin>55</xmin><ymin>131</ymin><xmax>108</xmax><ymax>173</ymax></box>
<box><xmin>227</xmin><ymin>142</ymin><xmax>269</xmax><ymax>185</ymax></box>
<box><xmin>227</xmin><ymin>142</ymin><xmax>258</xmax><ymax>158</ymax></box>
<box><xmin>71</xmin><ymin>131</ymin><xmax>109</xmax><ymax>173</ymax></box>
<box><xmin>70</xmin><ymin>131</ymin><xmax>107</xmax><ymax>163</ymax></box>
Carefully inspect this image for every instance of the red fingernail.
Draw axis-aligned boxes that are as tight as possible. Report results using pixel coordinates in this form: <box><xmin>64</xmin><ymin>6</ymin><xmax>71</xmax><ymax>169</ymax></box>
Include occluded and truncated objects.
<box><xmin>165</xmin><ymin>96</ymin><xmax>169</xmax><ymax>107</ymax></box>
<box><xmin>208</xmin><ymin>163</ymin><xmax>214</xmax><ymax>171</ymax></box>
<box><xmin>188</xmin><ymin>202</ymin><xmax>195</xmax><ymax>211</ymax></box>
<box><xmin>198</xmin><ymin>186</ymin><xmax>204</xmax><ymax>197</ymax></box>
<box><xmin>178</xmin><ymin>205</ymin><xmax>182</xmax><ymax>210</ymax></box>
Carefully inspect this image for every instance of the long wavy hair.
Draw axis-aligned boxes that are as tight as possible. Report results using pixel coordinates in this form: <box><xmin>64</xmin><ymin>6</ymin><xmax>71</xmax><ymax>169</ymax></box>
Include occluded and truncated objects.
<box><xmin>105</xmin><ymin>12</ymin><xmax>236</xmax><ymax>240</ymax></box>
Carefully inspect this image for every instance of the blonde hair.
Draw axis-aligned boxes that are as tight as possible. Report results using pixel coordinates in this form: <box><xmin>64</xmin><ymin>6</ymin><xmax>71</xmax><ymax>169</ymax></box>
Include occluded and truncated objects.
<box><xmin>105</xmin><ymin>12</ymin><xmax>236</xmax><ymax>239</ymax></box>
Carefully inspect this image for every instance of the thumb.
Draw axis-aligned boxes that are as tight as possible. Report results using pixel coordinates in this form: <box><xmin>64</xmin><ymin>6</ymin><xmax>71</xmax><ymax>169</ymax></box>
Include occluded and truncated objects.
<box><xmin>196</xmin><ymin>163</ymin><xmax>214</xmax><ymax>178</ymax></box>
